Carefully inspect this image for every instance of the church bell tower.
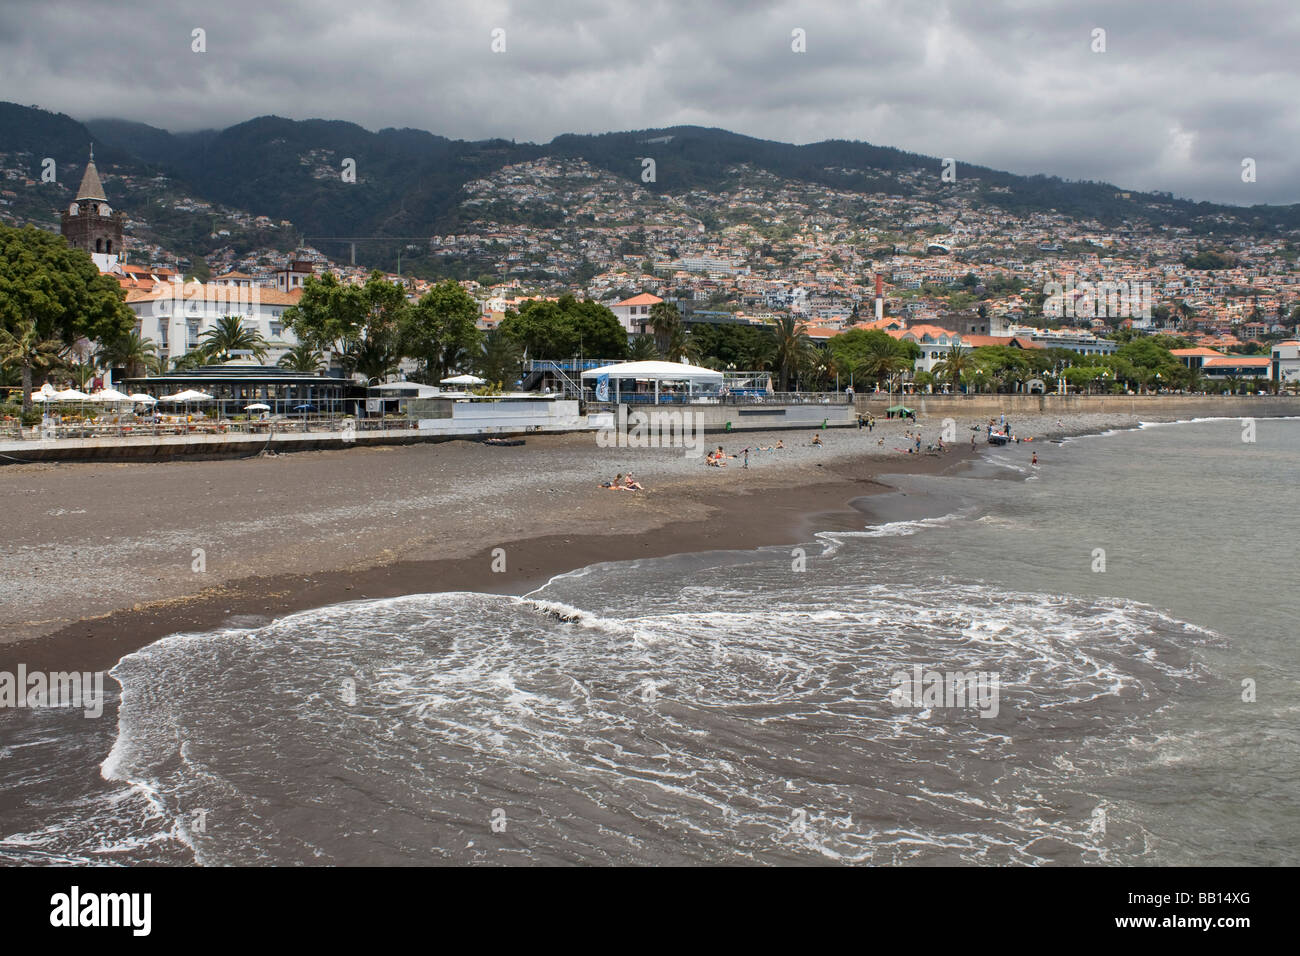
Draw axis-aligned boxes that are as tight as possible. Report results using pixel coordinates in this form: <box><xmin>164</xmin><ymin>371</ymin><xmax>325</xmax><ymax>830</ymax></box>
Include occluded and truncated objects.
<box><xmin>60</xmin><ymin>146</ymin><xmax>126</xmax><ymax>271</ymax></box>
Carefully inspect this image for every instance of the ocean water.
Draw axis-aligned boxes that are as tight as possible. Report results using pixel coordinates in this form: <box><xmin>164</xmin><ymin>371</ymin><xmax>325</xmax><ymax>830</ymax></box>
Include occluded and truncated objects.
<box><xmin>1</xmin><ymin>418</ymin><xmax>1296</xmax><ymax>865</ymax></box>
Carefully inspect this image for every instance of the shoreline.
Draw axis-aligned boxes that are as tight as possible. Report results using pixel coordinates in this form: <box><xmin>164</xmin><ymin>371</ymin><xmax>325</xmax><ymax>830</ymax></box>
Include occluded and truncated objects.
<box><xmin>1</xmin><ymin>449</ymin><xmax>972</xmax><ymax>677</ymax></box>
<box><xmin>0</xmin><ymin>408</ymin><xmax>1223</xmax><ymax>678</ymax></box>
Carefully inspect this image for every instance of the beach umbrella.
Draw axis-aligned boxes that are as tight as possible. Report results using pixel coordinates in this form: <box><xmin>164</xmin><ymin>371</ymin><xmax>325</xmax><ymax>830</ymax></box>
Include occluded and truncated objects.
<box><xmin>162</xmin><ymin>389</ymin><xmax>214</xmax><ymax>402</ymax></box>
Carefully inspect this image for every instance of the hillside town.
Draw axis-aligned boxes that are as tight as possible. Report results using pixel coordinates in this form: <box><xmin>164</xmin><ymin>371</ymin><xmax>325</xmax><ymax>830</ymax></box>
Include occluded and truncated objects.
<box><xmin>5</xmin><ymin>147</ymin><xmax>1300</xmax><ymax>401</ymax></box>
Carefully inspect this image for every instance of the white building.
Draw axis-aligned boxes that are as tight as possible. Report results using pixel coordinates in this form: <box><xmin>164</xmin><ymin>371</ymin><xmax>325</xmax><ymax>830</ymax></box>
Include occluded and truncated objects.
<box><xmin>125</xmin><ymin>276</ymin><xmax>303</xmax><ymax>366</ymax></box>
<box><xmin>609</xmin><ymin>292</ymin><xmax>663</xmax><ymax>335</ymax></box>
<box><xmin>1270</xmin><ymin>341</ymin><xmax>1300</xmax><ymax>386</ymax></box>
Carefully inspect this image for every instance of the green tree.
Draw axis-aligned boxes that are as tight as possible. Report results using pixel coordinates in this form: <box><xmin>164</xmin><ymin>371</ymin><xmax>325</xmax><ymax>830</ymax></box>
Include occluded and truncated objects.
<box><xmin>499</xmin><ymin>295</ymin><xmax>628</xmax><ymax>360</ymax></box>
<box><xmin>649</xmin><ymin>301</ymin><xmax>682</xmax><ymax>353</ymax></box>
<box><xmin>665</xmin><ymin>327</ymin><xmax>700</xmax><ymax>364</ymax></box>
<box><xmin>932</xmin><ymin>344</ymin><xmax>973</xmax><ymax>393</ymax></box>
<box><xmin>855</xmin><ymin>334</ymin><xmax>910</xmax><ymax>390</ymax></box>
<box><xmin>627</xmin><ymin>335</ymin><xmax>660</xmax><ymax>361</ymax></box>
<box><xmin>277</xmin><ymin>343</ymin><xmax>324</xmax><ymax>373</ymax></box>
<box><xmin>474</xmin><ymin>329</ymin><xmax>523</xmax><ymax>387</ymax></box>
<box><xmin>0</xmin><ymin>224</ymin><xmax>134</xmax><ymax>409</ymax></box>
<box><xmin>283</xmin><ymin>271</ymin><xmax>408</xmax><ymax>379</ymax></box>
<box><xmin>770</xmin><ymin>314</ymin><xmax>812</xmax><ymax>391</ymax></box>
<box><xmin>199</xmin><ymin>315</ymin><xmax>269</xmax><ymax>363</ymax></box>
<box><xmin>402</xmin><ymin>280</ymin><xmax>482</xmax><ymax>381</ymax></box>
<box><xmin>0</xmin><ymin>318</ymin><xmax>67</xmax><ymax>413</ymax></box>
<box><xmin>96</xmin><ymin>330</ymin><xmax>161</xmax><ymax>380</ymax></box>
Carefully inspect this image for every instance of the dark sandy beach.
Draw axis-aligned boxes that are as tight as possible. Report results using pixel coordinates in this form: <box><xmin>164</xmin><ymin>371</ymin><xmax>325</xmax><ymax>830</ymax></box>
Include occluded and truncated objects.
<box><xmin>2</xmin><ymin>423</ymin><xmax>985</xmax><ymax>676</ymax></box>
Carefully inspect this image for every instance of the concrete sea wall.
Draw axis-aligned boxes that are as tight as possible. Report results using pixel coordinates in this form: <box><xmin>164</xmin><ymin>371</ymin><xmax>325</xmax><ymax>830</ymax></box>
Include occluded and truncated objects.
<box><xmin>855</xmin><ymin>393</ymin><xmax>1300</xmax><ymax>422</ymax></box>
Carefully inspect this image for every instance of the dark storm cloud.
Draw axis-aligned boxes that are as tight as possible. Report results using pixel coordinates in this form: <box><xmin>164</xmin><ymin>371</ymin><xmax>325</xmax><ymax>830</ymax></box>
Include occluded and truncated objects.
<box><xmin>1</xmin><ymin>0</ymin><xmax>1296</xmax><ymax>203</ymax></box>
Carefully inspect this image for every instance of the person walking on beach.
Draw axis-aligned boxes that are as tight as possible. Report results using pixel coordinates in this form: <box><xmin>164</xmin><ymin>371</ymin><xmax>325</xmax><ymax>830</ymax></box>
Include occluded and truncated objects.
<box><xmin>1031</xmin><ymin>452</ymin><xmax>1038</xmax><ymax>466</ymax></box>
<box><xmin>742</xmin><ymin>447</ymin><xmax>750</xmax><ymax>469</ymax></box>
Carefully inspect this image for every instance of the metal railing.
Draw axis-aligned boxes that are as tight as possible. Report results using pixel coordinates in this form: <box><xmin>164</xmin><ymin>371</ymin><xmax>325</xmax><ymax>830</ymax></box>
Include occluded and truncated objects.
<box><xmin>584</xmin><ymin>391</ymin><xmax>856</xmax><ymax>407</ymax></box>
<box><xmin>4</xmin><ymin>416</ymin><xmax>423</xmax><ymax>441</ymax></box>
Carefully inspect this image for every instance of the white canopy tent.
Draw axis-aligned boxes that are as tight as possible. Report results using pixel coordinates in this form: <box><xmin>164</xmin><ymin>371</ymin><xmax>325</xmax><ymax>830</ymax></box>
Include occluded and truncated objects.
<box><xmin>580</xmin><ymin>360</ymin><xmax>723</xmax><ymax>405</ymax></box>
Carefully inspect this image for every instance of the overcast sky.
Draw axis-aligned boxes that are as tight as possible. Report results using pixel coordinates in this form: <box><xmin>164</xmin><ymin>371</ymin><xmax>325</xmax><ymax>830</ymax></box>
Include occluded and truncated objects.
<box><xmin>2</xmin><ymin>0</ymin><xmax>1297</xmax><ymax>205</ymax></box>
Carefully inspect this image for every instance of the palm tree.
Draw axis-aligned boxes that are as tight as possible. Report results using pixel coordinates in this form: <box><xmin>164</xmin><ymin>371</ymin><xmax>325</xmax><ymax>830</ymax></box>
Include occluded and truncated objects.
<box><xmin>803</xmin><ymin>349</ymin><xmax>839</xmax><ymax>391</ymax></box>
<box><xmin>856</xmin><ymin>337</ymin><xmax>909</xmax><ymax>390</ymax></box>
<box><xmin>171</xmin><ymin>350</ymin><xmax>220</xmax><ymax>371</ymax></box>
<box><xmin>771</xmin><ymin>314</ymin><xmax>811</xmax><ymax>391</ymax></box>
<box><xmin>739</xmin><ymin>336</ymin><xmax>775</xmax><ymax>373</ymax></box>
<box><xmin>627</xmin><ymin>335</ymin><xmax>660</xmax><ymax>361</ymax></box>
<box><xmin>198</xmin><ymin>315</ymin><xmax>268</xmax><ymax>363</ymax></box>
<box><xmin>277</xmin><ymin>343</ymin><xmax>323</xmax><ymax>373</ymax></box>
<box><xmin>665</xmin><ymin>327</ymin><xmax>700</xmax><ymax>364</ymax></box>
<box><xmin>347</xmin><ymin>331</ymin><xmax>401</xmax><ymax>384</ymax></box>
<box><xmin>932</xmin><ymin>344</ymin><xmax>972</xmax><ymax>394</ymax></box>
<box><xmin>648</xmin><ymin>302</ymin><xmax>682</xmax><ymax>352</ymax></box>
<box><xmin>0</xmin><ymin>319</ymin><xmax>67</xmax><ymax>413</ymax></box>
<box><xmin>96</xmin><ymin>331</ymin><xmax>161</xmax><ymax>380</ymax></box>
<box><xmin>473</xmin><ymin>329</ymin><xmax>523</xmax><ymax>387</ymax></box>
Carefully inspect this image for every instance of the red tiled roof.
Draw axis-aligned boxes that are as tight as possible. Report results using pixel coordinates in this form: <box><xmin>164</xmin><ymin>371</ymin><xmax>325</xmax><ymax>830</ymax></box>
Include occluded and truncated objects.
<box><xmin>616</xmin><ymin>293</ymin><xmax>663</xmax><ymax>307</ymax></box>
<box><xmin>1203</xmin><ymin>356</ymin><xmax>1270</xmax><ymax>367</ymax></box>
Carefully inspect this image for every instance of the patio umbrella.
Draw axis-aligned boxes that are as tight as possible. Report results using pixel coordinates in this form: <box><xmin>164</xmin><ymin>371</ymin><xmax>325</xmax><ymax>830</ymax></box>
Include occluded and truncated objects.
<box><xmin>244</xmin><ymin>403</ymin><xmax>270</xmax><ymax>411</ymax></box>
<box><xmin>161</xmin><ymin>389</ymin><xmax>214</xmax><ymax>421</ymax></box>
<box><xmin>162</xmin><ymin>390</ymin><xmax>214</xmax><ymax>402</ymax></box>
<box><xmin>91</xmin><ymin>388</ymin><xmax>132</xmax><ymax>403</ymax></box>
<box><xmin>54</xmin><ymin>388</ymin><xmax>90</xmax><ymax>401</ymax></box>
<box><xmin>127</xmin><ymin>393</ymin><xmax>157</xmax><ymax>404</ymax></box>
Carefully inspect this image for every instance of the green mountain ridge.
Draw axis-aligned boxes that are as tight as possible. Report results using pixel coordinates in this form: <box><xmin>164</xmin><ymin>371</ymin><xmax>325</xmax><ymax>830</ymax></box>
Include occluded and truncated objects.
<box><xmin>2</xmin><ymin>102</ymin><xmax>1298</xmax><ymax>273</ymax></box>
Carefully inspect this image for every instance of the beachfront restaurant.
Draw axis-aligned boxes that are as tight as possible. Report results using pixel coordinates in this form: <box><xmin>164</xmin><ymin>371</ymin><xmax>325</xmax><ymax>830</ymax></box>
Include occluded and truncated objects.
<box><xmin>123</xmin><ymin>361</ymin><xmax>360</xmax><ymax>418</ymax></box>
<box><xmin>581</xmin><ymin>360</ymin><xmax>724</xmax><ymax>405</ymax></box>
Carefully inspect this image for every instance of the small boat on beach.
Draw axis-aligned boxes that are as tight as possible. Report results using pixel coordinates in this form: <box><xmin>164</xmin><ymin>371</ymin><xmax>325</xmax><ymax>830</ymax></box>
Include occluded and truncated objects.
<box><xmin>987</xmin><ymin>431</ymin><xmax>1011</xmax><ymax>446</ymax></box>
<box><xmin>483</xmin><ymin>437</ymin><xmax>526</xmax><ymax>447</ymax></box>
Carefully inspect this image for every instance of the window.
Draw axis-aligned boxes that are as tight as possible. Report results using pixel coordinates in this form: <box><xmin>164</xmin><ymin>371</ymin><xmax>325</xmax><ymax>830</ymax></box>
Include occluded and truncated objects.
<box><xmin>270</xmin><ymin>322</ymin><xmax>283</xmax><ymax>337</ymax></box>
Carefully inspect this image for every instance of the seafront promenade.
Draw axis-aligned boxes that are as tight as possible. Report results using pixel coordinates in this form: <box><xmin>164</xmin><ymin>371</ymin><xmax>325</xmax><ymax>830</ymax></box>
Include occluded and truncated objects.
<box><xmin>855</xmin><ymin>392</ymin><xmax>1300</xmax><ymax>420</ymax></box>
<box><xmin>3</xmin><ymin>393</ymin><xmax>1294</xmax><ymax>465</ymax></box>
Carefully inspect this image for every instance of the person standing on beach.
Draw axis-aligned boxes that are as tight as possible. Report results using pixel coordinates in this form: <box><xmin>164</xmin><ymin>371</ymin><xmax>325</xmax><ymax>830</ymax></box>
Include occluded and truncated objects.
<box><xmin>1031</xmin><ymin>452</ymin><xmax>1038</xmax><ymax>466</ymax></box>
<box><xmin>742</xmin><ymin>447</ymin><xmax>750</xmax><ymax>469</ymax></box>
